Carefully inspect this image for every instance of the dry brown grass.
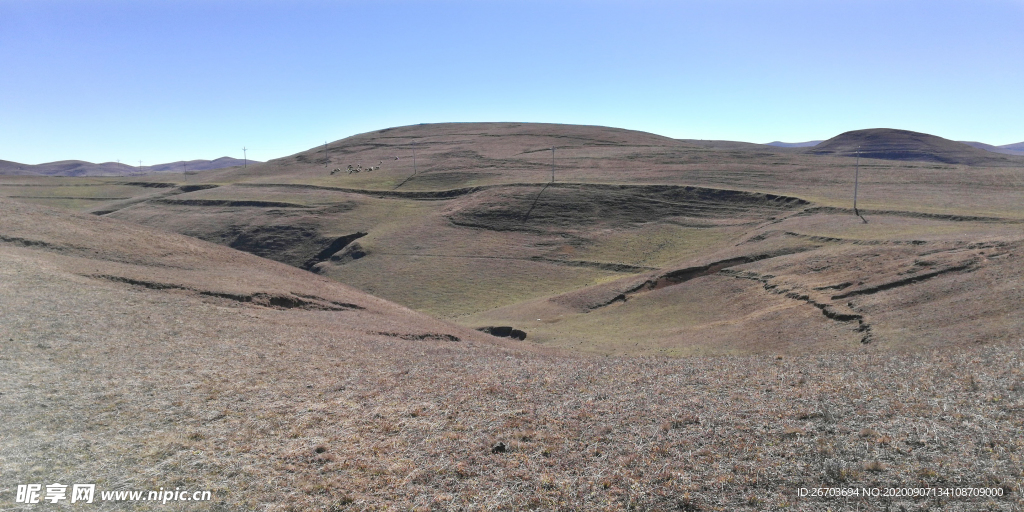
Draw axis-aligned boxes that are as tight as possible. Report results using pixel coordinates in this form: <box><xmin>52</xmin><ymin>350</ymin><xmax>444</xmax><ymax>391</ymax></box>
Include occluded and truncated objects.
<box><xmin>2</xmin><ymin>123</ymin><xmax>1024</xmax><ymax>510</ymax></box>
<box><xmin>2</xmin><ymin>208</ymin><xmax>1023</xmax><ymax>510</ymax></box>
<box><xmin>4</xmin><ymin>271</ymin><xmax>1023</xmax><ymax>511</ymax></box>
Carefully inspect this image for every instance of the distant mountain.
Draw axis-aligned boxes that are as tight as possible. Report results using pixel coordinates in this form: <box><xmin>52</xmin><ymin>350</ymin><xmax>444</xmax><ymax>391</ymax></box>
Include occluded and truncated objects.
<box><xmin>677</xmin><ymin>139</ymin><xmax>799</xmax><ymax>151</ymax></box>
<box><xmin>145</xmin><ymin>157</ymin><xmax>255</xmax><ymax>173</ymax></box>
<box><xmin>806</xmin><ymin>128</ymin><xmax>1023</xmax><ymax>166</ymax></box>
<box><xmin>0</xmin><ymin>160</ymin><xmax>139</xmax><ymax>177</ymax></box>
<box><xmin>0</xmin><ymin>157</ymin><xmax>257</xmax><ymax>177</ymax></box>
<box><xmin>0</xmin><ymin>160</ymin><xmax>43</xmax><ymax>175</ymax></box>
<box><xmin>766</xmin><ymin>140</ymin><xmax>822</xmax><ymax>148</ymax></box>
<box><xmin>958</xmin><ymin>141</ymin><xmax>1024</xmax><ymax>156</ymax></box>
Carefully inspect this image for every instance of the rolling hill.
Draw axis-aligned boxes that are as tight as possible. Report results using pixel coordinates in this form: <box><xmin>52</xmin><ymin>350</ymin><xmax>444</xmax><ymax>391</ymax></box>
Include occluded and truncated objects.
<box><xmin>1</xmin><ymin>122</ymin><xmax>1017</xmax><ymax>355</ymax></box>
<box><xmin>806</xmin><ymin>128</ymin><xmax>1024</xmax><ymax>166</ymax></box>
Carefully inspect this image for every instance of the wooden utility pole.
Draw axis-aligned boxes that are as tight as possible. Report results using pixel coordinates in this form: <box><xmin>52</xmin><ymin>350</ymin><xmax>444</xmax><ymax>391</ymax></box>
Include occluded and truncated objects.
<box><xmin>551</xmin><ymin>147</ymin><xmax>555</xmax><ymax>182</ymax></box>
<box><xmin>413</xmin><ymin>142</ymin><xmax>417</xmax><ymax>175</ymax></box>
<box><xmin>243</xmin><ymin>147</ymin><xmax>247</xmax><ymax>168</ymax></box>
<box><xmin>324</xmin><ymin>141</ymin><xmax>328</xmax><ymax>167</ymax></box>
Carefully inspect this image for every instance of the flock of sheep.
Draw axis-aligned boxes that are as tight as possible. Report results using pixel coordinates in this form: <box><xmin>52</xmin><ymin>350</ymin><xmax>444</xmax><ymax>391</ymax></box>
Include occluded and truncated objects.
<box><xmin>331</xmin><ymin>156</ymin><xmax>401</xmax><ymax>175</ymax></box>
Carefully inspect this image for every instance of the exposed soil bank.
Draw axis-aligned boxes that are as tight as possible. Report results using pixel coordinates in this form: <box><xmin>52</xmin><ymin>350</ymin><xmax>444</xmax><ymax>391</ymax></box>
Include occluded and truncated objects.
<box><xmin>303</xmin><ymin>232</ymin><xmax>367</xmax><ymax>270</ymax></box>
<box><xmin>154</xmin><ymin>199</ymin><xmax>312</xmax><ymax>208</ymax></box>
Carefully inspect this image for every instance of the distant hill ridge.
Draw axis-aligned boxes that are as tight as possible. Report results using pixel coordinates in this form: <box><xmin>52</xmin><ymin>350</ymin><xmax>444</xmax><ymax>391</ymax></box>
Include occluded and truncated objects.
<box><xmin>5</xmin><ymin>124</ymin><xmax>1022</xmax><ymax>177</ymax></box>
<box><xmin>0</xmin><ymin>156</ymin><xmax>256</xmax><ymax>177</ymax></box>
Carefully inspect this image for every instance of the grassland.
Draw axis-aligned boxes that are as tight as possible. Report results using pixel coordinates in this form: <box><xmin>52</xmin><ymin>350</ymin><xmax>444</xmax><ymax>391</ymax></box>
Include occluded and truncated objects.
<box><xmin>2</xmin><ymin>124</ymin><xmax>1022</xmax><ymax>351</ymax></box>
<box><xmin>2</xmin><ymin>215</ymin><xmax>1022</xmax><ymax>509</ymax></box>
<box><xmin>2</xmin><ymin>123</ymin><xmax>1023</xmax><ymax>509</ymax></box>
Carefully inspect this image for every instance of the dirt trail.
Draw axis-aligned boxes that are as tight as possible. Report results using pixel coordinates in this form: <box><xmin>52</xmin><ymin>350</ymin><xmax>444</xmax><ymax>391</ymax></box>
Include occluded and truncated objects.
<box><xmin>88</xmin><ymin>184</ymin><xmax>220</xmax><ymax>215</ymax></box>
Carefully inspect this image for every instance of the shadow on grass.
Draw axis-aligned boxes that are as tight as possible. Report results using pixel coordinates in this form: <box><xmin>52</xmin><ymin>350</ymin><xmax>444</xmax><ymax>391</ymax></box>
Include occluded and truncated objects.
<box><xmin>522</xmin><ymin>182</ymin><xmax>552</xmax><ymax>222</ymax></box>
<box><xmin>393</xmin><ymin>173</ymin><xmax>417</xmax><ymax>190</ymax></box>
<box><xmin>854</xmin><ymin>208</ymin><xmax>869</xmax><ymax>224</ymax></box>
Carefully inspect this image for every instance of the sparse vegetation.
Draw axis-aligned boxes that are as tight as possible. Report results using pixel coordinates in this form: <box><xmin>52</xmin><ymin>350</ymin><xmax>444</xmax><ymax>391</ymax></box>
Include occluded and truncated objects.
<box><xmin>6</xmin><ymin>287</ymin><xmax>1023</xmax><ymax>511</ymax></box>
<box><xmin>2</xmin><ymin>123</ymin><xmax>1023</xmax><ymax>510</ymax></box>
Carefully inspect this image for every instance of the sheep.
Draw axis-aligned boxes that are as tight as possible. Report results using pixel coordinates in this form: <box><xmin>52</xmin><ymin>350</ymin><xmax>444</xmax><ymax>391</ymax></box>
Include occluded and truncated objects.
<box><xmin>339</xmin><ymin>163</ymin><xmax>378</xmax><ymax>174</ymax></box>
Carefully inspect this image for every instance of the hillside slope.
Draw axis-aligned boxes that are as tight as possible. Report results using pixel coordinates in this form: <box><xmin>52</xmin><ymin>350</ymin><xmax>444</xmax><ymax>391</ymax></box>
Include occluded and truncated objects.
<box><xmin>3</xmin><ymin>198</ymin><xmax>1023</xmax><ymax>511</ymax></box>
<box><xmin>196</xmin><ymin>122</ymin><xmax>696</xmax><ymax>186</ymax></box>
<box><xmin>0</xmin><ymin>197</ymin><xmax>478</xmax><ymax>340</ymax></box>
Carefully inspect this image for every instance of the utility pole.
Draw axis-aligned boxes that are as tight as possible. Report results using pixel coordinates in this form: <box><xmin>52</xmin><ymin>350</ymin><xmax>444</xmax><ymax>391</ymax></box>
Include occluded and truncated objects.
<box><xmin>413</xmin><ymin>142</ymin><xmax>417</xmax><ymax>175</ymax></box>
<box><xmin>243</xmin><ymin>147</ymin><xmax>247</xmax><ymax>168</ymax></box>
<box><xmin>138</xmin><ymin>160</ymin><xmax>142</xmax><ymax>173</ymax></box>
<box><xmin>551</xmin><ymin>147</ymin><xmax>555</xmax><ymax>183</ymax></box>
<box><xmin>854</xmin><ymin>146</ymin><xmax>860</xmax><ymax>215</ymax></box>
<box><xmin>324</xmin><ymin>141</ymin><xmax>328</xmax><ymax>167</ymax></box>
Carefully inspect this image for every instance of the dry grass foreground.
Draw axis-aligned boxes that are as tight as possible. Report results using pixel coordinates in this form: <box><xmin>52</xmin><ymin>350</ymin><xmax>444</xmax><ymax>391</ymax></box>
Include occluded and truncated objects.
<box><xmin>3</xmin><ymin>198</ymin><xmax>1024</xmax><ymax>511</ymax></box>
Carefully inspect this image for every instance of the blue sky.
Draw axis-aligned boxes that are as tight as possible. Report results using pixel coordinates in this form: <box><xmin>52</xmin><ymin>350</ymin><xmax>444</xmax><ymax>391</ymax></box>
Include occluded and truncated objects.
<box><xmin>2</xmin><ymin>0</ymin><xmax>1022</xmax><ymax>165</ymax></box>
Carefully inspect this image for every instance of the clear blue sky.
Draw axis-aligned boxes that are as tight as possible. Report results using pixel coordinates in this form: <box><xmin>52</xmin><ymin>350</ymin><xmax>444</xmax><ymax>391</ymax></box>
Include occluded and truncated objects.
<box><xmin>2</xmin><ymin>0</ymin><xmax>1022</xmax><ymax>165</ymax></box>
